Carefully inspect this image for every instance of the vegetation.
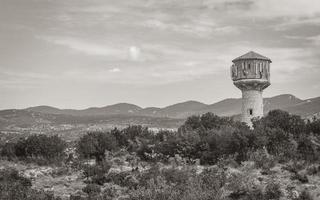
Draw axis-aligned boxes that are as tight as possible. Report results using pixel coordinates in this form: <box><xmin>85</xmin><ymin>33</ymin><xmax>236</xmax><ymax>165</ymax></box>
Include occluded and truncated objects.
<box><xmin>0</xmin><ymin>168</ymin><xmax>61</xmax><ymax>200</ymax></box>
<box><xmin>1</xmin><ymin>134</ymin><xmax>66</xmax><ymax>165</ymax></box>
<box><xmin>0</xmin><ymin>109</ymin><xmax>320</xmax><ymax>199</ymax></box>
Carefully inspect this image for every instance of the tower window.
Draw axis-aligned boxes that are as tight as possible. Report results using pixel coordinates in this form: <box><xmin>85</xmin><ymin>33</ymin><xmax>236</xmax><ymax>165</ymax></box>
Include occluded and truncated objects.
<box><xmin>249</xmin><ymin>109</ymin><xmax>253</xmax><ymax>115</ymax></box>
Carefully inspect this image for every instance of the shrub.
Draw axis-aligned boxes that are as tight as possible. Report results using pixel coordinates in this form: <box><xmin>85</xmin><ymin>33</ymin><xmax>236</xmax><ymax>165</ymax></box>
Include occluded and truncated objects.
<box><xmin>77</xmin><ymin>132</ymin><xmax>118</xmax><ymax>162</ymax></box>
<box><xmin>106</xmin><ymin>171</ymin><xmax>135</xmax><ymax>188</ymax></box>
<box><xmin>0</xmin><ymin>168</ymin><xmax>60</xmax><ymax>200</ymax></box>
<box><xmin>155</xmin><ymin>138</ymin><xmax>180</xmax><ymax>161</ymax></box>
<box><xmin>136</xmin><ymin>141</ymin><xmax>154</xmax><ymax>161</ymax></box>
<box><xmin>16</xmin><ymin>135</ymin><xmax>66</xmax><ymax>159</ymax></box>
<box><xmin>122</xmin><ymin>125</ymin><xmax>150</xmax><ymax>142</ymax></box>
<box><xmin>183</xmin><ymin>115</ymin><xmax>202</xmax><ymax>130</ymax></box>
<box><xmin>296</xmin><ymin>190</ymin><xmax>314</xmax><ymax>200</ymax></box>
<box><xmin>297</xmin><ymin>137</ymin><xmax>319</xmax><ymax>162</ymax></box>
<box><xmin>264</xmin><ymin>182</ymin><xmax>282</xmax><ymax>200</ymax></box>
<box><xmin>0</xmin><ymin>142</ymin><xmax>16</xmax><ymax>160</ymax></box>
<box><xmin>128</xmin><ymin>176</ymin><xmax>180</xmax><ymax>200</ymax></box>
<box><xmin>161</xmin><ymin>167</ymin><xmax>191</xmax><ymax>186</ymax></box>
<box><xmin>291</xmin><ymin>172</ymin><xmax>309</xmax><ymax>183</ymax></box>
<box><xmin>307</xmin><ymin>118</ymin><xmax>320</xmax><ymax>135</ymax></box>
<box><xmin>253</xmin><ymin>110</ymin><xmax>306</xmax><ymax>138</ymax></box>
<box><xmin>306</xmin><ymin>164</ymin><xmax>320</xmax><ymax>175</ymax></box>
<box><xmin>3</xmin><ymin>134</ymin><xmax>67</xmax><ymax>165</ymax></box>
<box><xmin>82</xmin><ymin>161</ymin><xmax>111</xmax><ymax>185</ymax></box>
<box><xmin>249</xmin><ymin>148</ymin><xmax>276</xmax><ymax>170</ymax></box>
<box><xmin>199</xmin><ymin>167</ymin><xmax>226</xmax><ymax>191</ymax></box>
<box><xmin>82</xmin><ymin>183</ymin><xmax>101</xmax><ymax>195</ymax></box>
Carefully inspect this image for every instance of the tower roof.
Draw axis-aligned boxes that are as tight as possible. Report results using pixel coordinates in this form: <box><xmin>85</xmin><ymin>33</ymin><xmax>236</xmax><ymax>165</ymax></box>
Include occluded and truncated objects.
<box><xmin>232</xmin><ymin>51</ymin><xmax>271</xmax><ymax>62</ymax></box>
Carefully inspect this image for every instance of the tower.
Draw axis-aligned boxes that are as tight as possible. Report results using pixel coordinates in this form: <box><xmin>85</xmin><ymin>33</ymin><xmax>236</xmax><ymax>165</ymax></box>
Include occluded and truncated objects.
<box><xmin>230</xmin><ymin>51</ymin><xmax>271</xmax><ymax>127</ymax></box>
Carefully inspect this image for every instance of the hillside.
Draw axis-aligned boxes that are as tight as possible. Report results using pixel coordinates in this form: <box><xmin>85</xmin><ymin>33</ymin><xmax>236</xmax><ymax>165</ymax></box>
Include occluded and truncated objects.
<box><xmin>27</xmin><ymin>103</ymin><xmax>142</xmax><ymax>116</ymax></box>
<box><xmin>153</xmin><ymin>101</ymin><xmax>207</xmax><ymax>118</ymax></box>
<box><xmin>1</xmin><ymin>94</ymin><xmax>319</xmax><ymax>131</ymax></box>
<box><xmin>285</xmin><ymin>97</ymin><xmax>320</xmax><ymax>118</ymax></box>
<box><xmin>25</xmin><ymin>94</ymin><xmax>319</xmax><ymax>119</ymax></box>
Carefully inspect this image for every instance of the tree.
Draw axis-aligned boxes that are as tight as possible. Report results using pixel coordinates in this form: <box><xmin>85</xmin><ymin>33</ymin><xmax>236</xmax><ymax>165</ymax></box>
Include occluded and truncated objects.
<box><xmin>183</xmin><ymin>115</ymin><xmax>202</xmax><ymax>130</ymax></box>
<box><xmin>13</xmin><ymin>134</ymin><xmax>66</xmax><ymax>163</ymax></box>
<box><xmin>0</xmin><ymin>142</ymin><xmax>16</xmax><ymax>160</ymax></box>
<box><xmin>253</xmin><ymin>110</ymin><xmax>306</xmax><ymax>138</ymax></box>
<box><xmin>307</xmin><ymin>118</ymin><xmax>320</xmax><ymax>135</ymax></box>
<box><xmin>77</xmin><ymin>132</ymin><xmax>118</xmax><ymax>162</ymax></box>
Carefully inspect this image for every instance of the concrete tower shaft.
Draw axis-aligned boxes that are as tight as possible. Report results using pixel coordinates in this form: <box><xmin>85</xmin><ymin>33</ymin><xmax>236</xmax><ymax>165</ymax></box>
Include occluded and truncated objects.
<box><xmin>230</xmin><ymin>51</ymin><xmax>271</xmax><ymax>126</ymax></box>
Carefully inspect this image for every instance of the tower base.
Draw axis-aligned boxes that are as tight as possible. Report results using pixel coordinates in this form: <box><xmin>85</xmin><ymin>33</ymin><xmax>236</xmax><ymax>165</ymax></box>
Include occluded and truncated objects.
<box><xmin>241</xmin><ymin>90</ymin><xmax>263</xmax><ymax>127</ymax></box>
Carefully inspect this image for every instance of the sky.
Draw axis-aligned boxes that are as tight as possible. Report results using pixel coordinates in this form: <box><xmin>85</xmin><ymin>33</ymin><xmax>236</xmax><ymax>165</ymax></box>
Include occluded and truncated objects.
<box><xmin>0</xmin><ymin>0</ymin><xmax>320</xmax><ymax>109</ymax></box>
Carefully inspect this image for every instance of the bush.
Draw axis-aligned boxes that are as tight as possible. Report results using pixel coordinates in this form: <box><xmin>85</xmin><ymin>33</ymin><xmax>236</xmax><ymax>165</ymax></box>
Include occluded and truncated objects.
<box><xmin>129</xmin><ymin>176</ymin><xmax>180</xmax><ymax>200</ymax></box>
<box><xmin>82</xmin><ymin>183</ymin><xmax>101</xmax><ymax>195</ymax></box>
<box><xmin>77</xmin><ymin>132</ymin><xmax>118</xmax><ymax>162</ymax></box>
<box><xmin>253</xmin><ymin>110</ymin><xmax>306</xmax><ymax>138</ymax></box>
<box><xmin>0</xmin><ymin>142</ymin><xmax>16</xmax><ymax>160</ymax></box>
<box><xmin>306</xmin><ymin>164</ymin><xmax>320</xmax><ymax>175</ymax></box>
<box><xmin>182</xmin><ymin>112</ymin><xmax>245</xmax><ymax>131</ymax></box>
<box><xmin>249</xmin><ymin>148</ymin><xmax>276</xmax><ymax>170</ymax></box>
<box><xmin>291</xmin><ymin>172</ymin><xmax>309</xmax><ymax>183</ymax></box>
<box><xmin>307</xmin><ymin>118</ymin><xmax>320</xmax><ymax>135</ymax></box>
<box><xmin>1</xmin><ymin>134</ymin><xmax>66</xmax><ymax>164</ymax></box>
<box><xmin>297</xmin><ymin>137</ymin><xmax>319</xmax><ymax>162</ymax></box>
<box><xmin>161</xmin><ymin>167</ymin><xmax>191</xmax><ymax>186</ymax></box>
<box><xmin>264</xmin><ymin>182</ymin><xmax>282</xmax><ymax>200</ymax></box>
<box><xmin>15</xmin><ymin>135</ymin><xmax>66</xmax><ymax>159</ymax></box>
<box><xmin>82</xmin><ymin>161</ymin><xmax>111</xmax><ymax>185</ymax></box>
<box><xmin>0</xmin><ymin>168</ymin><xmax>60</xmax><ymax>200</ymax></box>
<box><xmin>106</xmin><ymin>170</ymin><xmax>135</xmax><ymax>188</ymax></box>
<box><xmin>130</xmin><ymin>166</ymin><xmax>226</xmax><ymax>200</ymax></box>
<box><xmin>121</xmin><ymin>125</ymin><xmax>151</xmax><ymax>144</ymax></box>
<box><xmin>297</xmin><ymin>190</ymin><xmax>314</xmax><ymax>200</ymax></box>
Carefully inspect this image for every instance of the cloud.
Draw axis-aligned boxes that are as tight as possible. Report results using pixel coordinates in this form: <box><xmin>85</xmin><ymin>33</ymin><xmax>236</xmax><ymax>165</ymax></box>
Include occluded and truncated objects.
<box><xmin>109</xmin><ymin>68</ymin><xmax>121</xmax><ymax>73</ymax></box>
<box><xmin>0</xmin><ymin>71</ymin><xmax>53</xmax><ymax>89</ymax></box>
<box><xmin>142</xmin><ymin>19</ymin><xmax>239</xmax><ymax>37</ymax></box>
<box><xmin>40</xmin><ymin>36</ymin><xmax>126</xmax><ymax>57</ymax></box>
<box><xmin>307</xmin><ymin>35</ymin><xmax>320</xmax><ymax>45</ymax></box>
<box><xmin>216</xmin><ymin>0</ymin><xmax>320</xmax><ymax>19</ymax></box>
<box><xmin>274</xmin><ymin>16</ymin><xmax>320</xmax><ymax>31</ymax></box>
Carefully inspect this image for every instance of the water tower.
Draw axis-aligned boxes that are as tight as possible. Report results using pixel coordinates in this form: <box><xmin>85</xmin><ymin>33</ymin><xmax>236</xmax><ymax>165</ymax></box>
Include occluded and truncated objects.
<box><xmin>230</xmin><ymin>51</ymin><xmax>271</xmax><ymax>127</ymax></box>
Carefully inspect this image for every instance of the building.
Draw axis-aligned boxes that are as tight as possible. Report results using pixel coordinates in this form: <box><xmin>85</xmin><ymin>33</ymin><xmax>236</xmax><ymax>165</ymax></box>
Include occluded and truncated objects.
<box><xmin>230</xmin><ymin>51</ymin><xmax>271</xmax><ymax>127</ymax></box>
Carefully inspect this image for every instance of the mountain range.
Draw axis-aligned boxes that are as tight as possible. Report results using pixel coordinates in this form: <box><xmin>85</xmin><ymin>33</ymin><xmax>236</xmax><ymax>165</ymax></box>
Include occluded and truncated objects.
<box><xmin>21</xmin><ymin>94</ymin><xmax>320</xmax><ymax>119</ymax></box>
<box><xmin>1</xmin><ymin>94</ymin><xmax>319</xmax><ymax>130</ymax></box>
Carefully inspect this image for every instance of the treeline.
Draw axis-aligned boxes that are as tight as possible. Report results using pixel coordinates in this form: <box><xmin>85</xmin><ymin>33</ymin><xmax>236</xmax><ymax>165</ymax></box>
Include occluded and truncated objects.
<box><xmin>76</xmin><ymin>110</ymin><xmax>320</xmax><ymax>165</ymax></box>
<box><xmin>1</xmin><ymin>110</ymin><xmax>319</xmax><ymax>166</ymax></box>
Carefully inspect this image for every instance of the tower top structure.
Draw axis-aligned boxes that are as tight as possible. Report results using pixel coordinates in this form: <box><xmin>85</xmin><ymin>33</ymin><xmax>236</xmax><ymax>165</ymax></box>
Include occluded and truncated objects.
<box><xmin>232</xmin><ymin>51</ymin><xmax>271</xmax><ymax>62</ymax></box>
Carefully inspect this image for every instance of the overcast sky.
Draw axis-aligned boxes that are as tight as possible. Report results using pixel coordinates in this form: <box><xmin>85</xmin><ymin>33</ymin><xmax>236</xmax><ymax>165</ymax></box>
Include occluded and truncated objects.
<box><xmin>1</xmin><ymin>0</ymin><xmax>320</xmax><ymax>109</ymax></box>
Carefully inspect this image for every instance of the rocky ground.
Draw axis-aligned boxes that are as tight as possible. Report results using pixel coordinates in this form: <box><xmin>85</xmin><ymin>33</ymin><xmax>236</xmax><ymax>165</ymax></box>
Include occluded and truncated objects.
<box><xmin>1</xmin><ymin>158</ymin><xmax>320</xmax><ymax>200</ymax></box>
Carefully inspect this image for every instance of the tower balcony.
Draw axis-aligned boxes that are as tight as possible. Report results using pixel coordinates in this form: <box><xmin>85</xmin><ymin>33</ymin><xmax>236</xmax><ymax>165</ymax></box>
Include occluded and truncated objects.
<box><xmin>233</xmin><ymin>78</ymin><xmax>270</xmax><ymax>91</ymax></box>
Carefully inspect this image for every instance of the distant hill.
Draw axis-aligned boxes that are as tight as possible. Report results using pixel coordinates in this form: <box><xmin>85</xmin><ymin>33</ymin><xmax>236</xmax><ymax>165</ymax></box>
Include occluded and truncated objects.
<box><xmin>9</xmin><ymin>94</ymin><xmax>320</xmax><ymax>120</ymax></box>
<box><xmin>263</xmin><ymin>94</ymin><xmax>303</xmax><ymax>112</ymax></box>
<box><xmin>202</xmin><ymin>98</ymin><xmax>241</xmax><ymax>117</ymax></box>
<box><xmin>153</xmin><ymin>101</ymin><xmax>207</xmax><ymax>118</ymax></box>
<box><xmin>80</xmin><ymin>103</ymin><xmax>142</xmax><ymax>116</ymax></box>
<box><xmin>26</xmin><ymin>105</ymin><xmax>65</xmax><ymax>115</ymax></box>
<box><xmin>27</xmin><ymin>103</ymin><xmax>142</xmax><ymax>116</ymax></box>
<box><xmin>285</xmin><ymin>97</ymin><xmax>320</xmax><ymax>118</ymax></box>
